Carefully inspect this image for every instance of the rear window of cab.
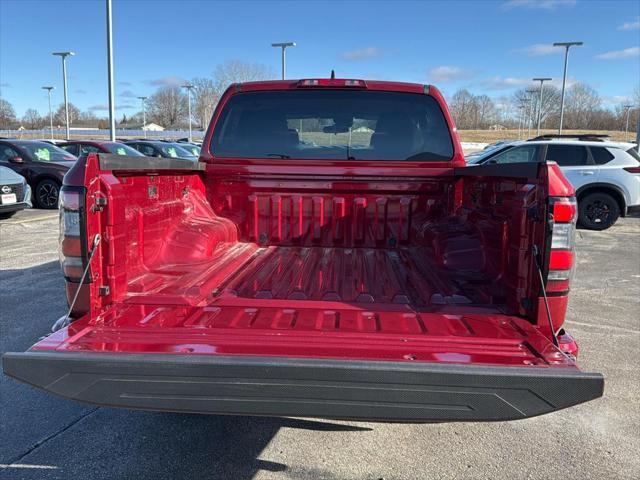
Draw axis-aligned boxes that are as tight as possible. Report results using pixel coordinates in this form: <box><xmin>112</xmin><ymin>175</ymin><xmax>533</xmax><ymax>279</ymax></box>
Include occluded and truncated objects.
<box><xmin>211</xmin><ymin>90</ymin><xmax>454</xmax><ymax>161</ymax></box>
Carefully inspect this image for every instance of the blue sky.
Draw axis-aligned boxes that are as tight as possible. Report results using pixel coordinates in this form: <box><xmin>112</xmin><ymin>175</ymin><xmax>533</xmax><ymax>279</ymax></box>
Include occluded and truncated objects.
<box><xmin>0</xmin><ymin>0</ymin><xmax>638</xmax><ymax>117</ymax></box>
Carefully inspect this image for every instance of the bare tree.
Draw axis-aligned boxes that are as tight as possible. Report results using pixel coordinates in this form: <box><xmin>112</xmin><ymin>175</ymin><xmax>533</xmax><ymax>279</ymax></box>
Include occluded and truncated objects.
<box><xmin>191</xmin><ymin>77</ymin><xmax>218</xmax><ymax>130</ymax></box>
<box><xmin>77</xmin><ymin>110</ymin><xmax>99</xmax><ymax>127</ymax></box>
<box><xmin>147</xmin><ymin>86</ymin><xmax>188</xmax><ymax>128</ymax></box>
<box><xmin>214</xmin><ymin>60</ymin><xmax>274</xmax><ymax>87</ymax></box>
<box><xmin>22</xmin><ymin>108</ymin><xmax>44</xmax><ymax>129</ymax></box>
<box><xmin>54</xmin><ymin>103</ymin><xmax>81</xmax><ymax>127</ymax></box>
<box><xmin>213</xmin><ymin>60</ymin><xmax>275</xmax><ymax>94</ymax></box>
<box><xmin>182</xmin><ymin>61</ymin><xmax>274</xmax><ymax>130</ymax></box>
<box><xmin>513</xmin><ymin>86</ymin><xmax>561</xmax><ymax>129</ymax></box>
<box><xmin>475</xmin><ymin>95</ymin><xmax>496</xmax><ymax>129</ymax></box>
<box><xmin>449</xmin><ymin>89</ymin><xmax>476</xmax><ymax>129</ymax></box>
<box><xmin>0</xmin><ymin>98</ymin><xmax>17</xmax><ymax>128</ymax></box>
<box><xmin>564</xmin><ymin>82</ymin><xmax>602</xmax><ymax>129</ymax></box>
<box><xmin>450</xmin><ymin>89</ymin><xmax>497</xmax><ymax>129</ymax></box>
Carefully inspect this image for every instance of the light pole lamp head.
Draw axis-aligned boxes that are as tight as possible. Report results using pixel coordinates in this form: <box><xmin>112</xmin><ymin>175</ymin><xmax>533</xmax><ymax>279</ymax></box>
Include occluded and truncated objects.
<box><xmin>52</xmin><ymin>51</ymin><xmax>75</xmax><ymax>58</ymax></box>
<box><xmin>271</xmin><ymin>42</ymin><xmax>296</xmax><ymax>49</ymax></box>
<box><xmin>42</xmin><ymin>86</ymin><xmax>55</xmax><ymax>91</ymax></box>
<box><xmin>553</xmin><ymin>41</ymin><xmax>583</xmax><ymax>48</ymax></box>
<box><xmin>181</xmin><ymin>84</ymin><xmax>194</xmax><ymax>90</ymax></box>
<box><xmin>533</xmin><ymin>77</ymin><xmax>552</xmax><ymax>82</ymax></box>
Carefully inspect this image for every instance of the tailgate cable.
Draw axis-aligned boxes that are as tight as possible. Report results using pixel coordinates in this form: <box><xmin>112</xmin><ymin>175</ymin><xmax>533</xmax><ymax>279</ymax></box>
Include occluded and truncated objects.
<box><xmin>532</xmin><ymin>244</ymin><xmax>559</xmax><ymax>347</ymax></box>
<box><xmin>54</xmin><ymin>234</ymin><xmax>101</xmax><ymax>331</ymax></box>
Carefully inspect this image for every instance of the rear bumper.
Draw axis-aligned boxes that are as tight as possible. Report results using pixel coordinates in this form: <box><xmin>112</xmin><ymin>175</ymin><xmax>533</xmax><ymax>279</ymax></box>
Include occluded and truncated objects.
<box><xmin>626</xmin><ymin>204</ymin><xmax>640</xmax><ymax>216</ymax></box>
<box><xmin>2</xmin><ymin>351</ymin><xmax>603</xmax><ymax>422</ymax></box>
<box><xmin>0</xmin><ymin>201</ymin><xmax>29</xmax><ymax>213</ymax></box>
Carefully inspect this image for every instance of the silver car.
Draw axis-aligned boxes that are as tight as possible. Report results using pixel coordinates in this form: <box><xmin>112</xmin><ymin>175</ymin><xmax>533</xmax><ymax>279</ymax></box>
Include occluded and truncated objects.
<box><xmin>0</xmin><ymin>166</ymin><xmax>32</xmax><ymax>219</ymax></box>
<box><xmin>466</xmin><ymin>136</ymin><xmax>640</xmax><ymax>230</ymax></box>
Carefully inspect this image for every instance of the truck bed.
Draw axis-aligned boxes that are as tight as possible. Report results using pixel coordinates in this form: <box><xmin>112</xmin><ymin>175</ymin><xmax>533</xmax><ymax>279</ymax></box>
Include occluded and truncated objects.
<box><xmin>127</xmin><ymin>243</ymin><xmax>498</xmax><ymax>309</ymax></box>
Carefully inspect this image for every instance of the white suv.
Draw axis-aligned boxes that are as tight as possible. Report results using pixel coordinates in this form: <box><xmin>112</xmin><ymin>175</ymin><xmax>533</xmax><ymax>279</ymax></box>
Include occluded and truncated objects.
<box><xmin>467</xmin><ymin>135</ymin><xmax>640</xmax><ymax>230</ymax></box>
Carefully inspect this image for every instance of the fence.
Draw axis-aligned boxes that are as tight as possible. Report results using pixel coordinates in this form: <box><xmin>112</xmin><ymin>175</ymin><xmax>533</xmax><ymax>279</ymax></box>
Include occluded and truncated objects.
<box><xmin>0</xmin><ymin>128</ymin><xmax>205</xmax><ymax>141</ymax></box>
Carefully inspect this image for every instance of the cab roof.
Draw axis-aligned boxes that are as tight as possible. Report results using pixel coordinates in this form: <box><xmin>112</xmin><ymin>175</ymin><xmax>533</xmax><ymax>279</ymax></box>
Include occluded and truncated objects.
<box><xmin>234</xmin><ymin>78</ymin><xmax>432</xmax><ymax>95</ymax></box>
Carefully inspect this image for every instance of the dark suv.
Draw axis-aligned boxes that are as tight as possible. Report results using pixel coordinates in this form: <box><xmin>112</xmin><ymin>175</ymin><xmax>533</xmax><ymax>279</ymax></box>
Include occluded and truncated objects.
<box><xmin>59</xmin><ymin>140</ymin><xmax>144</xmax><ymax>158</ymax></box>
<box><xmin>0</xmin><ymin>140</ymin><xmax>77</xmax><ymax>208</ymax></box>
<box><xmin>124</xmin><ymin>140</ymin><xmax>197</xmax><ymax>160</ymax></box>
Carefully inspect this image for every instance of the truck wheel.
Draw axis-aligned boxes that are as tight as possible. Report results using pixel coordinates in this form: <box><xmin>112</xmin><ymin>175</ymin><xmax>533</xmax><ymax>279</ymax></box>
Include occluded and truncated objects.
<box><xmin>35</xmin><ymin>179</ymin><xmax>61</xmax><ymax>209</ymax></box>
<box><xmin>578</xmin><ymin>192</ymin><xmax>620</xmax><ymax>230</ymax></box>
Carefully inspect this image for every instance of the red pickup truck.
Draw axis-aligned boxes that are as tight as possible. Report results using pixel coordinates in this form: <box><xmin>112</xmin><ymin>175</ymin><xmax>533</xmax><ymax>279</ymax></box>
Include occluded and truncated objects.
<box><xmin>3</xmin><ymin>79</ymin><xmax>603</xmax><ymax>422</ymax></box>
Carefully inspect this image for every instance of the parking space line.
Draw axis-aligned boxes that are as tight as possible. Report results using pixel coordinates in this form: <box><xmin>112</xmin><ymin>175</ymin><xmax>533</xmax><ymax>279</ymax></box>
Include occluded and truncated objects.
<box><xmin>2</xmin><ymin>215</ymin><xmax>58</xmax><ymax>225</ymax></box>
<box><xmin>565</xmin><ymin>320</ymin><xmax>640</xmax><ymax>333</ymax></box>
<box><xmin>0</xmin><ymin>464</ymin><xmax>58</xmax><ymax>470</ymax></box>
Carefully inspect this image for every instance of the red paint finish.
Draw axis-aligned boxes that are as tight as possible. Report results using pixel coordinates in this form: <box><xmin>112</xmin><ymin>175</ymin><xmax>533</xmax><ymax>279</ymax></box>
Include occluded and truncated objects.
<box><xmin>50</xmin><ymin>80</ymin><xmax>584</xmax><ymax>371</ymax></box>
<box><xmin>548</xmin><ymin>162</ymin><xmax>575</xmax><ymax>197</ymax></box>
<box><xmin>536</xmin><ymin>295</ymin><xmax>570</xmax><ymax>335</ymax></box>
<box><xmin>31</xmin><ymin>303</ymin><xmax>577</xmax><ymax>368</ymax></box>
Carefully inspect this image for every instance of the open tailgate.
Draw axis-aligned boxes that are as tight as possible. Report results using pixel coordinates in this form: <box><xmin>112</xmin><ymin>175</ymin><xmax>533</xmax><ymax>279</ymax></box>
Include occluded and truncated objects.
<box><xmin>3</xmin><ymin>304</ymin><xmax>603</xmax><ymax>422</ymax></box>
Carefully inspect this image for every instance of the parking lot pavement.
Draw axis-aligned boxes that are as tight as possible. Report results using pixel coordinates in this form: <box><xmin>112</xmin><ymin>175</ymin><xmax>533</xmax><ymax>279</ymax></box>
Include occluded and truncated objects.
<box><xmin>1</xmin><ymin>209</ymin><xmax>638</xmax><ymax>480</ymax></box>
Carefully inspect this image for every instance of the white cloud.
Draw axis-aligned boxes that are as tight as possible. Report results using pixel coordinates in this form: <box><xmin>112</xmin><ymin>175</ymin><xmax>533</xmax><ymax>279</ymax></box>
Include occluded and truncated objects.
<box><xmin>119</xmin><ymin>90</ymin><xmax>139</xmax><ymax>98</ymax></box>
<box><xmin>618</xmin><ymin>17</ymin><xmax>640</xmax><ymax>31</ymax></box>
<box><xmin>482</xmin><ymin>76</ymin><xmax>533</xmax><ymax>90</ymax></box>
<box><xmin>548</xmin><ymin>77</ymin><xmax>578</xmax><ymax>90</ymax></box>
<box><xmin>595</xmin><ymin>47</ymin><xmax>640</xmax><ymax>60</ymax></box>
<box><xmin>341</xmin><ymin>47</ymin><xmax>381</xmax><ymax>61</ymax></box>
<box><xmin>602</xmin><ymin>95</ymin><xmax>632</xmax><ymax>106</ymax></box>
<box><xmin>513</xmin><ymin>43</ymin><xmax>562</xmax><ymax>56</ymax></box>
<box><xmin>88</xmin><ymin>103</ymin><xmax>135</xmax><ymax>112</ymax></box>
<box><xmin>145</xmin><ymin>76</ymin><xmax>187</xmax><ymax>87</ymax></box>
<box><xmin>427</xmin><ymin>66</ymin><xmax>474</xmax><ymax>83</ymax></box>
<box><xmin>503</xmin><ymin>0</ymin><xmax>576</xmax><ymax>10</ymax></box>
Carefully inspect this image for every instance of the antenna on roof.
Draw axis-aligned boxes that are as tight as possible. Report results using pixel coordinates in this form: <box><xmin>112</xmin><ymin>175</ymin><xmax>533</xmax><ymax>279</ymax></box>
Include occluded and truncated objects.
<box><xmin>330</xmin><ymin>70</ymin><xmax>336</xmax><ymax>79</ymax></box>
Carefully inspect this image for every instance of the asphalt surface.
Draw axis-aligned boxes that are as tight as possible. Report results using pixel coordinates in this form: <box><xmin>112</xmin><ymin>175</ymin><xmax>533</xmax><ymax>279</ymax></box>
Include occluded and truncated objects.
<box><xmin>1</xmin><ymin>208</ymin><xmax>638</xmax><ymax>480</ymax></box>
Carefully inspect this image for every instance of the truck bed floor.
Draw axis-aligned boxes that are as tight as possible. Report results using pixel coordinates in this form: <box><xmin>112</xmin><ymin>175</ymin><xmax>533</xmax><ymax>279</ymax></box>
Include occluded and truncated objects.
<box><xmin>127</xmin><ymin>245</ymin><xmax>501</xmax><ymax>310</ymax></box>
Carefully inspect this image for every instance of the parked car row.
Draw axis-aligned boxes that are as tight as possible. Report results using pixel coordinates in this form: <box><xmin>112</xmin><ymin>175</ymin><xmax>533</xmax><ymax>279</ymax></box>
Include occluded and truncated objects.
<box><xmin>0</xmin><ymin>138</ymin><xmax>201</xmax><ymax>211</ymax></box>
<box><xmin>0</xmin><ymin>140</ymin><xmax>76</xmax><ymax>209</ymax></box>
<box><xmin>0</xmin><ymin>135</ymin><xmax>636</xmax><ymax>231</ymax></box>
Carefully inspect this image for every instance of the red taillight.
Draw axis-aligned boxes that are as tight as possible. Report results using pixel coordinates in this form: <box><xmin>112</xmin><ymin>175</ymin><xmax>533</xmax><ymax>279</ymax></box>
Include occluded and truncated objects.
<box><xmin>551</xmin><ymin>198</ymin><xmax>577</xmax><ymax>223</ymax></box>
<box><xmin>550</xmin><ymin>250</ymin><xmax>574</xmax><ymax>271</ymax></box>
<box><xmin>547</xmin><ymin>196</ymin><xmax>577</xmax><ymax>293</ymax></box>
<box><xmin>59</xmin><ymin>188</ymin><xmax>87</xmax><ymax>281</ymax></box>
<box><xmin>623</xmin><ymin>166</ymin><xmax>640</xmax><ymax>174</ymax></box>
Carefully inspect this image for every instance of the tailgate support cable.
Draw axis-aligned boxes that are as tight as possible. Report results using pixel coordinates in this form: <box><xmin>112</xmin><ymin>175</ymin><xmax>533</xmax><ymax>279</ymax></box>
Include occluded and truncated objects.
<box><xmin>54</xmin><ymin>234</ymin><xmax>101</xmax><ymax>332</ymax></box>
<box><xmin>532</xmin><ymin>244</ymin><xmax>559</xmax><ymax>347</ymax></box>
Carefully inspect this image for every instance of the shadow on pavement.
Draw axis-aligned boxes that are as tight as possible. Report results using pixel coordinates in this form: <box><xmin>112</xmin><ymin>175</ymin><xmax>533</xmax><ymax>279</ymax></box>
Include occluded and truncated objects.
<box><xmin>1</xmin><ymin>260</ymin><xmax>371</xmax><ymax>479</ymax></box>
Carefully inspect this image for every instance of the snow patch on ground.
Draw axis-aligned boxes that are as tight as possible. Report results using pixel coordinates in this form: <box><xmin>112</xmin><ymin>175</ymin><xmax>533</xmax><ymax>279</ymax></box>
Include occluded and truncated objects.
<box><xmin>461</xmin><ymin>142</ymin><xmax>489</xmax><ymax>152</ymax></box>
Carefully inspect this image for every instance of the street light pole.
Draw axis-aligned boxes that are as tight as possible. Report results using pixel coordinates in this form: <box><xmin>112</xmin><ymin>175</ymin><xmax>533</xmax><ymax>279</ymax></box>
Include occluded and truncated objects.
<box><xmin>137</xmin><ymin>96</ymin><xmax>147</xmax><ymax>138</ymax></box>
<box><xmin>553</xmin><ymin>42</ymin><xmax>583</xmax><ymax>135</ymax></box>
<box><xmin>181</xmin><ymin>84</ymin><xmax>194</xmax><ymax>142</ymax></box>
<box><xmin>41</xmin><ymin>86</ymin><xmax>55</xmax><ymax>140</ymax></box>
<box><xmin>106</xmin><ymin>0</ymin><xmax>116</xmax><ymax>141</ymax></box>
<box><xmin>52</xmin><ymin>51</ymin><xmax>75</xmax><ymax>140</ymax></box>
<box><xmin>526</xmin><ymin>89</ymin><xmax>536</xmax><ymax>139</ymax></box>
<box><xmin>271</xmin><ymin>42</ymin><xmax>296</xmax><ymax>80</ymax></box>
<box><xmin>623</xmin><ymin>105</ymin><xmax>633</xmax><ymax>142</ymax></box>
<box><xmin>533</xmin><ymin>78</ymin><xmax>552</xmax><ymax>136</ymax></box>
<box><xmin>517</xmin><ymin>105</ymin><xmax>524</xmax><ymax>139</ymax></box>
